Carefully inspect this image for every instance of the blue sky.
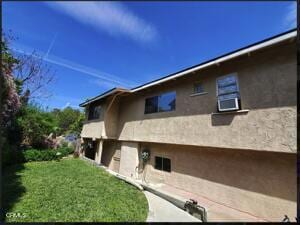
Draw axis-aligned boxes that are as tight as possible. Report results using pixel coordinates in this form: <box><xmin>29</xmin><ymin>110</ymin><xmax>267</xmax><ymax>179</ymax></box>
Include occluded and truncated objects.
<box><xmin>3</xmin><ymin>1</ymin><xmax>296</xmax><ymax>110</ymax></box>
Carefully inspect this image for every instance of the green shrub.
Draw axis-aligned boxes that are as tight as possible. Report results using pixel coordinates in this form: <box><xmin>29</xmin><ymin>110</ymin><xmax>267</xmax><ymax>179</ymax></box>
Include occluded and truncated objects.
<box><xmin>56</xmin><ymin>146</ymin><xmax>74</xmax><ymax>156</ymax></box>
<box><xmin>17</xmin><ymin>105</ymin><xmax>58</xmax><ymax>149</ymax></box>
<box><xmin>23</xmin><ymin>149</ymin><xmax>61</xmax><ymax>162</ymax></box>
<box><xmin>4</xmin><ymin>146</ymin><xmax>75</xmax><ymax>166</ymax></box>
<box><xmin>23</xmin><ymin>147</ymin><xmax>73</xmax><ymax>162</ymax></box>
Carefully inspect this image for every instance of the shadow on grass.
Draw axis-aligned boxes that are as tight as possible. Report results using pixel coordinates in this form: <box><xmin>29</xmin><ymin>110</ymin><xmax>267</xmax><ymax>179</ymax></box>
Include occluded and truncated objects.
<box><xmin>1</xmin><ymin>163</ymin><xmax>26</xmax><ymax>222</ymax></box>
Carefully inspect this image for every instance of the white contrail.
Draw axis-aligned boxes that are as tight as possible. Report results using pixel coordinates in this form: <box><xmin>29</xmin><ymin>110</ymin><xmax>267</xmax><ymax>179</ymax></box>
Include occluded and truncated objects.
<box><xmin>45</xmin><ymin>33</ymin><xmax>58</xmax><ymax>59</ymax></box>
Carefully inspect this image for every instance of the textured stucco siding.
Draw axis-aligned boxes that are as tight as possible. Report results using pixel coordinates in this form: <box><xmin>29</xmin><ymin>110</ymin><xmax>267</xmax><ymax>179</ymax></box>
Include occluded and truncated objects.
<box><xmin>104</xmin><ymin>96</ymin><xmax>120</xmax><ymax>138</ymax></box>
<box><xmin>140</xmin><ymin>142</ymin><xmax>296</xmax><ymax>221</ymax></box>
<box><xmin>117</xmin><ymin>107</ymin><xmax>296</xmax><ymax>153</ymax></box>
<box><xmin>81</xmin><ymin>96</ymin><xmax>121</xmax><ymax>139</ymax></box>
<box><xmin>116</xmin><ymin>42</ymin><xmax>296</xmax><ymax>153</ymax></box>
<box><xmin>81</xmin><ymin>100</ymin><xmax>107</xmax><ymax>139</ymax></box>
<box><xmin>118</xmin><ymin>142</ymin><xmax>139</xmax><ymax>178</ymax></box>
<box><xmin>81</xmin><ymin>121</ymin><xmax>105</xmax><ymax>139</ymax></box>
<box><xmin>101</xmin><ymin>140</ymin><xmax>121</xmax><ymax>172</ymax></box>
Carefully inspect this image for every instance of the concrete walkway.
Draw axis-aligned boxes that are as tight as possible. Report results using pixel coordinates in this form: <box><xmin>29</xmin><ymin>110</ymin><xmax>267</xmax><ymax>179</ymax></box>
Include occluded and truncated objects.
<box><xmin>144</xmin><ymin>191</ymin><xmax>200</xmax><ymax>222</ymax></box>
<box><xmin>159</xmin><ymin>184</ymin><xmax>268</xmax><ymax>222</ymax></box>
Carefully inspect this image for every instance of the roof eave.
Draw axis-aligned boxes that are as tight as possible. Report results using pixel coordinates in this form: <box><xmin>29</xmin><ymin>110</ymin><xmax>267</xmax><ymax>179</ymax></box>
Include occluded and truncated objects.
<box><xmin>79</xmin><ymin>88</ymin><xmax>130</xmax><ymax>107</ymax></box>
<box><xmin>131</xmin><ymin>29</ymin><xmax>297</xmax><ymax>93</ymax></box>
<box><xmin>79</xmin><ymin>29</ymin><xmax>297</xmax><ymax>107</ymax></box>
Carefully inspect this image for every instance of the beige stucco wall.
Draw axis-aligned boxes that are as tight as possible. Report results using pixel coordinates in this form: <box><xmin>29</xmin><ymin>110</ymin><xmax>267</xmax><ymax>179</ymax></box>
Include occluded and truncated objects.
<box><xmin>94</xmin><ymin>140</ymin><xmax>103</xmax><ymax>164</ymax></box>
<box><xmin>116</xmin><ymin>41</ymin><xmax>296</xmax><ymax>153</ymax></box>
<box><xmin>101</xmin><ymin>140</ymin><xmax>121</xmax><ymax>172</ymax></box>
<box><xmin>79</xmin><ymin>39</ymin><xmax>297</xmax><ymax>222</ymax></box>
<box><xmin>119</xmin><ymin>142</ymin><xmax>139</xmax><ymax>178</ymax></box>
<box><xmin>81</xmin><ymin>120</ymin><xmax>105</xmax><ymax>139</ymax></box>
<box><xmin>104</xmin><ymin>96</ymin><xmax>121</xmax><ymax>138</ymax></box>
<box><xmin>81</xmin><ymin>98</ymin><xmax>107</xmax><ymax>139</ymax></box>
<box><xmin>140</xmin><ymin>142</ymin><xmax>296</xmax><ymax>221</ymax></box>
<box><xmin>81</xmin><ymin>95</ymin><xmax>122</xmax><ymax>139</ymax></box>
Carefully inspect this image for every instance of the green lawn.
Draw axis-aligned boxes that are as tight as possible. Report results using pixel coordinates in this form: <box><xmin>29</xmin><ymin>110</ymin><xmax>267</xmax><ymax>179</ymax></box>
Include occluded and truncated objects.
<box><xmin>3</xmin><ymin>158</ymin><xmax>148</xmax><ymax>222</ymax></box>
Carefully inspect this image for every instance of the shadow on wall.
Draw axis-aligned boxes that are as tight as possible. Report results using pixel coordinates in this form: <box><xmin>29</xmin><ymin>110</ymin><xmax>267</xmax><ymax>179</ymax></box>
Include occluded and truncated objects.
<box><xmin>101</xmin><ymin>140</ymin><xmax>116</xmax><ymax>167</ymax></box>
<box><xmin>143</xmin><ymin>143</ymin><xmax>297</xmax><ymax>202</ymax></box>
<box><xmin>211</xmin><ymin>114</ymin><xmax>235</xmax><ymax>126</ymax></box>
<box><xmin>2</xmin><ymin>163</ymin><xmax>26</xmax><ymax>222</ymax></box>
<box><xmin>179</xmin><ymin>148</ymin><xmax>297</xmax><ymax>201</ymax></box>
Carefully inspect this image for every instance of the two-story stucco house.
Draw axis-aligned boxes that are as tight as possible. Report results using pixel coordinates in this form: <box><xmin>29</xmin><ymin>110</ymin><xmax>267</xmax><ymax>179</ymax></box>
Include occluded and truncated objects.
<box><xmin>79</xmin><ymin>29</ymin><xmax>297</xmax><ymax>222</ymax></box>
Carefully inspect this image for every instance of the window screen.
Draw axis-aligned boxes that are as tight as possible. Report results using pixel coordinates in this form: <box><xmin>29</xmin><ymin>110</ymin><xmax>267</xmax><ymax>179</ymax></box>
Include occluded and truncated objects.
<box><xmin>155</xmin><ymin>156</ymin><xmax>171</xmax><ymax>172</ymax></box>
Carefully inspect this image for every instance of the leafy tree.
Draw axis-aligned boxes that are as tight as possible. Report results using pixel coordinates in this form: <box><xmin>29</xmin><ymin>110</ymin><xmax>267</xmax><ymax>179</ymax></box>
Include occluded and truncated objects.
<box><xmin>1</xmin><ymin>30</ymin><xmax>84</xmax><ymax>156</ymax></box>
<box><xmin>69</xmin><ymin>112</ymin><xmax>85</xmax><ymax>135</ymax></box>
<box><xmin>1</xmin><ymin>31</ymin><xmax>56</xmax><ymax>149</ymax></box>
<box><xmin>17</xmin><ymin>104</ymin><xmax>58</xmax><ymax>148</ymax></box>
<box><xmin>1</xmin><ymin>33</ymin><xmax>21</xmax><ymax>127</ymax></box>
<box><xmin>1</xmin><ymin>33</ymin><xmax>22</xmax><ymax>165</ymax></box>
<box><xmin>52</xmin><ymin>107</ymin><xmax>84</xmax><ymax>135</ymax></box>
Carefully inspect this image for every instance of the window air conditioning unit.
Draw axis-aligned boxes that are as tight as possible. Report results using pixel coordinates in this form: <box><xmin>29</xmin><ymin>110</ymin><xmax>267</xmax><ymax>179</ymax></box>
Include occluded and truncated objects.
<box><xmin>218</xmin><ymin>98</ymin><xmax>239</xmax><ymax>112</ymax></box>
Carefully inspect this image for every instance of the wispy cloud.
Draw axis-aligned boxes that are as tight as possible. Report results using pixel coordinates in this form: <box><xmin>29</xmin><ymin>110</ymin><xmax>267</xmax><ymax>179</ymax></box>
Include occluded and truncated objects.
<box><xmin>283</xmin><ymin>2</ymin><xmax>296</xmax><ymax>30</ymax></box>
<box><xmin>45</xmin><ymin>1</ymin><xmax>159</xmax><ymax>44</ymax></box>
<box><xmin>11</xmin><ymin>43</ymin><xmax>138</xmax><ymax>89</ymax></box>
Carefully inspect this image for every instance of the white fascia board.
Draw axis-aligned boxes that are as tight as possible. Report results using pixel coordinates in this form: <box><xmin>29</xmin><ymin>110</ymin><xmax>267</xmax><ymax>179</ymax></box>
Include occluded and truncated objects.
<box><xmin>132</xmin><ymin>31</ymin><xmax>297</xmax><ymax>93</ymax></box>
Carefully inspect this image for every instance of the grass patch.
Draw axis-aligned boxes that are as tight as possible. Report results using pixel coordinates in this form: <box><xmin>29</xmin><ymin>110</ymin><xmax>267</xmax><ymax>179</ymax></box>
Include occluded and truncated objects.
<box><xmin>3</xmin><ymin>158</ymin><xmax>148</xmax><ymax>222</ymax></box>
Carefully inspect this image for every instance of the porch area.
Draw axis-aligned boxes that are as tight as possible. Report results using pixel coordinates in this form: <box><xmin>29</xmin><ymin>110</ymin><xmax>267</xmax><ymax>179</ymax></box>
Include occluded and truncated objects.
<box><xmin>81</xmin><ymin>138</ymin><xmax>121</xmax><ymax>173</ymax></box>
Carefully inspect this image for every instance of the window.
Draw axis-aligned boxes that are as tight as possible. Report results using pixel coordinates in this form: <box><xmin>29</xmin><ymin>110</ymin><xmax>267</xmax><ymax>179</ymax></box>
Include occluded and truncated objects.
<box><xmin>158</xmin><ymin>92</ymin><xmax>176</xmax><ymax>112</ymax></box>
<box><xmin>145</xmin><ymin>96</ymin><xmax>158</xmax><ymax>114</ymax></box>
<box><xmin>216</xmin><ymin>74</ymin><xmax>240</xmax><ymax>111</ymax></box>
<box><xmin>145</xmin><ymin>91</ymin><xmax>176</xmax><ymax>114</ymax></box>
<box><xmin>88</xmin><ymin>104</ymin><xmax>102</xmax><ymax>120</ymax></box>
<box><xmin>194</xmin><ymin>83</ymin><xmax>204</xmax><ymax>94</ymax></box>
<box><xmin>155</xmin><ymin>156</ymin><xmax>171</xmax><ymax>172</ymax></box>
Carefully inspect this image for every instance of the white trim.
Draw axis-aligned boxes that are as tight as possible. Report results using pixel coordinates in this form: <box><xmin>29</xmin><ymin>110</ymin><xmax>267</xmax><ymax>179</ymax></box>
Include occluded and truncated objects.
<box><xmin>131</xmin><ymin>31</ymin><xmax>296</xmax><ymax>93</ymax></box>
<box><xmin>211</xmin><ymin>109</ymin><xmax>249</xmax><ymax>115</ymax></box>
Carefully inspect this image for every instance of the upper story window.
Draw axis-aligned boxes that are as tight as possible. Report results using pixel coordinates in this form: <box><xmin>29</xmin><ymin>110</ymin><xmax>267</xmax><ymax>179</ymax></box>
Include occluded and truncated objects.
<box><xmin>88</xmin><ymin>104</ymin><xmax>102</xmax><ymax>120</ymax></box>
<box><xmin>216</xmin><ymin>74</ymin><xmax>240</xmax><ymax>111</ymax></box>
<box><xmin>144</xmin><ymin>91</ymin><xmax>176</xmax><ymax>114</ymax></box>
<box><xmin>194</xmin><ymin>83</ymin><xmax>204</xmax><ymax>94</ymax></box>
